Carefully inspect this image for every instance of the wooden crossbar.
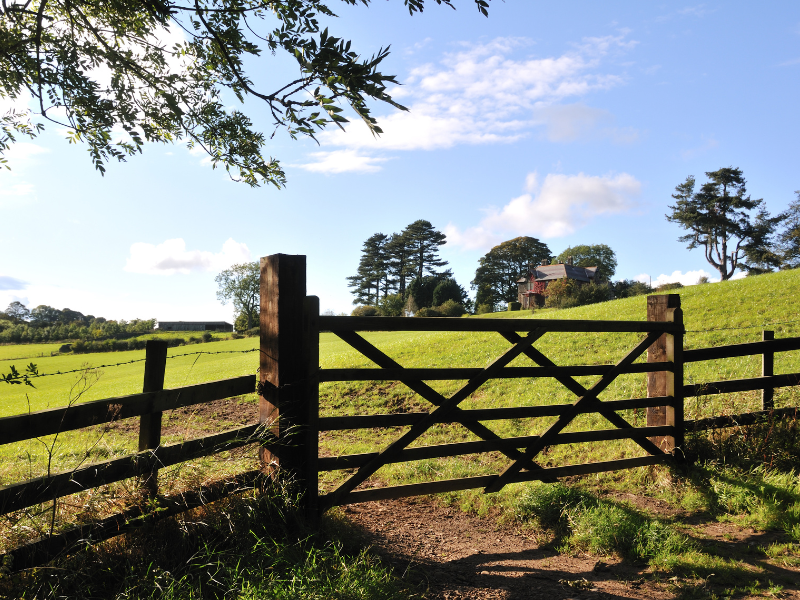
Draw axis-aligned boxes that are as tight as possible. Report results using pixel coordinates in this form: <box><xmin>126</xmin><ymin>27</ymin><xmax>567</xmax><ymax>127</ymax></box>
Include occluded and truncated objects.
<box><xmin>321</xmin><ymin>330</ymin><xmax>549</xmax><ymax>510</ymax></box>
<box><xmin>484</xmin><ymin>331</ymin><xmax>665</xmax><ymax>494</ymax></box>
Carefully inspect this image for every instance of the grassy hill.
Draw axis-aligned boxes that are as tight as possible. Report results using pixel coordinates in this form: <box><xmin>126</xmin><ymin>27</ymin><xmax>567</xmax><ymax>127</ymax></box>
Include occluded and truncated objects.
<box><xmin>3</xmin><ymin>269</ymin><xmax>800</xmax><ymax>494</ymax></box>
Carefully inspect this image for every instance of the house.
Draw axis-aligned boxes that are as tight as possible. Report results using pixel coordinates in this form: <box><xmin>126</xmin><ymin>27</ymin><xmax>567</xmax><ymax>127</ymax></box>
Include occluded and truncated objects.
<box><xmin>517</xmin><ymin>260</ymin><xmax>598</xmax><ymax>309</ymax></box>
<box><xmin>157</xmin><ymin>321</ymin><xmax>233</xmax><ymax>332</ymax></box>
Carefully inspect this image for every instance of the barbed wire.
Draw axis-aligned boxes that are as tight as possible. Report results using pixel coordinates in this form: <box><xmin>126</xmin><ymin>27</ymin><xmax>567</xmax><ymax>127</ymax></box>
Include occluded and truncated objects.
<box><xmin>6</xmin><ymin>347</ymin><xmax>258</xmax><ymax>381</ymax></box>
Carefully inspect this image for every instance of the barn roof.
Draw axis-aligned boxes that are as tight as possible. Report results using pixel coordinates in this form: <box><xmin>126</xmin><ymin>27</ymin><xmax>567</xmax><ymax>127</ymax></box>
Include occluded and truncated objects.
<box><xmin>516</xmin><ymin>264</ymin><xmax>598</xmax><ymax>283</ymax></box>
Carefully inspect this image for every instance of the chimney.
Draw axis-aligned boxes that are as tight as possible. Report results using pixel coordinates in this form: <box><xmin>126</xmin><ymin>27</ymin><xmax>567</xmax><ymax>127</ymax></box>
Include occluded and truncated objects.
<box><xmin>541</xmin><ymin>259</ymin><xmax>549</xmax><ymax>266</ymax></box>
<box><xmin>567</xmin><ymin>255</ymin><xmax>573</xmax><ymax>266</ymax></box>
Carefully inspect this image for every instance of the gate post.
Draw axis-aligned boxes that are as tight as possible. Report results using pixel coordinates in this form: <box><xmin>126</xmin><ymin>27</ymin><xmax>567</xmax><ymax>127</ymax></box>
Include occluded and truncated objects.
<box><xmin>762</xmin><ymin>330</ymin><xmax>774</xmax><ymax>410</ymax></box>
<box><xmin>259</xmin><ymin>254</ymin><xmax>318</xmax><ymax>517</ymax></box>
<box><xmin>665</xmin><ymin>303</ymin><xmax>684</xmax><ymax>457</ymax></box>
<box><xmin>647</xmin><ymin>294</ymin><xmax>681</xmax><ymax>451</ymax></box>
<box><xmin>139</xmin><ymin>339</ymin><xmax>168</xmax><ymax>497</ymax></box>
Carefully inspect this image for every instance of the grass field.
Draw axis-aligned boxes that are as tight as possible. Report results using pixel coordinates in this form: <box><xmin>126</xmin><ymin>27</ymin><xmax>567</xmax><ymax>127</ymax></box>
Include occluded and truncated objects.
<box><xmin>3</xmin><ymin>270</ymin><xmax>800</xmax><ymax>597</ymax></box>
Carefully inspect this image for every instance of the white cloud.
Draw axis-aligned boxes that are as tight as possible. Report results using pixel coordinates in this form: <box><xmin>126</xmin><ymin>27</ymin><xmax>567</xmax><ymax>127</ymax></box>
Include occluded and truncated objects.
<box><xmin>0</xmin><ymin>142</ymin><xmax>50</xmax><ymax>205</ymax></box>
<box><xmin>124</xmin><ymin>238</ymin><xmax>251</xmax><ymax>275</ymax></box>
<box><xmin>294</xmin><ymin>150</ymin><xmax>389</xmax><ymax>174</ymax></box>
<box><xmin>532</xmin><ymin>103</ymin><xmax>639</xmax><ymax>143</ymax></box>
<box><xmin>635</xmin><ymin>269</ymin><xmax>713</xmax><ymax>287</ymax></box>
<box><xmin>298</xmin><ymin>34</ymin><xmax>639</xmax><ymax>172</ymax></box>
<box><xmin>446</xmin><ymin>171</ymin><xmax>642</xmax><ymax>249</ymax></box>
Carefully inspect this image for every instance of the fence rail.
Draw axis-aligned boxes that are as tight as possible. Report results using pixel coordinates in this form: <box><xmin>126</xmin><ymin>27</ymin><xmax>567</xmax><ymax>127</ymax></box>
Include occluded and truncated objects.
<box><xmin>3</xmin><ymin>252</ymin><xmax>800</xmax><ymax>571</ymax></box>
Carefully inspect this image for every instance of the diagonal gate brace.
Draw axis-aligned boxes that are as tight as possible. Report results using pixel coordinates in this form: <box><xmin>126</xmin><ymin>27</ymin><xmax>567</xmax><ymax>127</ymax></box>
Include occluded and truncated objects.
<box><xmin>322</xmin><ymin>329</ymin><xmax>547</xmax><ymax>510</ymax></box>
<box><xmin>484</xmin><ymin>330</ymin><xmax>664</xmax><ymax>494</ymax></box>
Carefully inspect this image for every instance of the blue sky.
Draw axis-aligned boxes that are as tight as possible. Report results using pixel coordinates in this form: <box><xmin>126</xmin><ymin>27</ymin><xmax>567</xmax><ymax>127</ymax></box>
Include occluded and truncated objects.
<box><xmin>1</xmin><ymin>1</ymin><xmax>799</xmax><ymax>322</ymax></box>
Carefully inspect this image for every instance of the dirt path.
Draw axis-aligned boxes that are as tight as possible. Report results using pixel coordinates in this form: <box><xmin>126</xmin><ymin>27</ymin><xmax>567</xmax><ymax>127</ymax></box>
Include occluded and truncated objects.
<box><xmin>342</xmin><ymin>497</ymin><xmax>674</xmax><ymax>600</ymax></box>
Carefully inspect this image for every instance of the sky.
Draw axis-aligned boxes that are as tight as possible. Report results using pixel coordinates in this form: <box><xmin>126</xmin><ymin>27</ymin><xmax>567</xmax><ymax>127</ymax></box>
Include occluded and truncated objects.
<box><xmin>1</xmin><ymin>1</ymin><xmax>799</xmax><ymax>323</ymax></box>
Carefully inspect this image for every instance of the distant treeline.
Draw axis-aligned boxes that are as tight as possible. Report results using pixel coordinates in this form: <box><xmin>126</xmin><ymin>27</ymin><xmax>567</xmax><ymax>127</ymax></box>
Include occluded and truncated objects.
<box><xmin>0</xmin><ymin>301</ymin><xmax>156</xmax><ymax>343</ymax></box>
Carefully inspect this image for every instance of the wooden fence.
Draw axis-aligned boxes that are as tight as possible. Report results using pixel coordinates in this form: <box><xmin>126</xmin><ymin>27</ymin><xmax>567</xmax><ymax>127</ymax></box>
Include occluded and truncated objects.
<box><xmin>3</xmin><ymin>252</ymin><xmax>800</xmax><ymax>569</ymax></box>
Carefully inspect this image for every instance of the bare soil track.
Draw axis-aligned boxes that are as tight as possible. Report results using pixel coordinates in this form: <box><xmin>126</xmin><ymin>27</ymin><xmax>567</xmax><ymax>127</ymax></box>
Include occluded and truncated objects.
<box><xmin>342</xmin><ymin>496</ymin><xmax>800</xmax><ymax>600</ymax></box>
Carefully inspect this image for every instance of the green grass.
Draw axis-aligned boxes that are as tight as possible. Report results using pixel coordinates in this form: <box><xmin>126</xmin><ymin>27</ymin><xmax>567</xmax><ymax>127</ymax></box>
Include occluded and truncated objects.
<box><xmin>4</xmin><ymin>269</ymin><xmax>800</xmax><ymax>596</ymax></box>
<box><xmin>0</xmin><ymin>479</ymin><xmax>416</xmax><ymax>600</ymax></box>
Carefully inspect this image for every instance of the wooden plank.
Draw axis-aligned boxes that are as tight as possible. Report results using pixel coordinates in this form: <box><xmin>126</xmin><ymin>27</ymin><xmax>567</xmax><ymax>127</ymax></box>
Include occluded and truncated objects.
<box><xmin>688</xmin><ymin>406</ymin><xmax>799</xmax><ymax>431</ymax></box>
<box><xmin>683</xmin><ymin>372</ymin><xmax>800</xmax><ymax>397</ymax></box>
<box><xmin>0</xmin><ymin>424</ymin><xmax>264</xmax><ymax>516</ymax></box>
<box><xmin>304</xmin><ymin>295</ymin><xmax>320</xmax><ymax>518</ymax></box>
<box><xmin>484</xmin><ymin>330</ymin><xmax>664</xmax><ymax>494</ymax></box>
<box><xmin>319</xmin><ymin>316</ymin><xmax>683</xmax><ymax>334</ymax></box>
<box><xmin>318</xmin><ymin>426</ymin><xmax>675</xmax><ymax>471</ymax></box>
<box><xmin>321</xmin><ymin>329</ymin><xmax>549</xmax><ymax>511</ymax></box>
<box><xmin>665</xmin><ymin>305</ymin><xmax>684</xmax><ymax>455</ymax></box>
<box><xmin>317</xmin><ymin>396</ymin><xmax>672</xmax><ymax>431</ymax></box>
<box><xmin>683</xmin><ymin>336</ymin><xmax>800</xmax><ymax>363</ymax></box>
<box><xmin>496</xmin><ymin>331</ymin><xmax>666</xmax><ymax>461</ymax></box>
<box><xmin>326</xmin><ymin>455</ymin><xmax>672</xmax><ymax>506</ymax></box>
<box><xmin>138</xmin><ymin>340</ymin><xmax>168</xmax><ymax>496</ymax></box>
<box><xmin>0</xmin><ymin>375</ymin><xmax>256</xmax><ymax>446</ymax></box>
<box><xmin>332</xmin><ymin>330</ymin><xmax>556</xmax><ymax>479</ymax></box>
<box><xmin>763</xmin><ymin>331</ymin><xmax>774</xmax><ymax>410</ymax></box>
<box><xmin>318</xmin><ymin>363</ymin><xmax>669</xmax><ymax>382</ymax></box>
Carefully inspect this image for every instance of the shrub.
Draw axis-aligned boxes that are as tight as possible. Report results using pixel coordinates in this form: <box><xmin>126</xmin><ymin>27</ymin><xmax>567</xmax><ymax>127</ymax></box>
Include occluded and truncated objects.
<box><xmin>544</xmin><ymin>279</ymin><xmax>611</xmax><ymax>308</ymax></box>
<box><xmin>351</xmin><ymin>305</ymin><xmax>380</xmax><ymax>317</ymax></box>
<box><xmin>507</xmin><ymin>301</ymin><xmax>521</xmax><ymax>311</ymax></box>
<box><xmin>655</xmin><ymin>282</ymin><xmax>684</xmax><ymax>292</ymax></box>
<box><xmin>415</xmin><ymin>307</ymin><xmax>443</xmax><ymax>317</ymax></box>
<box><xmin>202</xmin><ymin>331</ymin><xmax>213</xmax><ymax>342</ymax></box>
<box><xmin>245</xmin><ymin>327</ymin><xmax>259</xmax><ymax>337</ymax></box>
<box><xmin>379</xmin><ymin>293</ymin><xmax>405</xmax><ymax>317</ymax></box>
<box><xmin>231</xmin><ymin>332</ymin><xmax>244</xmax><ymax>339</ymax></box>
<box><xmin>476</xmin><ymin>303</ymin><xmax>494</xmax><ymax>314</ymax></box>
<box><xmin>438</xmin><ymin>300</ymin><xmax>466</xmax><ymax>317</ymax></box>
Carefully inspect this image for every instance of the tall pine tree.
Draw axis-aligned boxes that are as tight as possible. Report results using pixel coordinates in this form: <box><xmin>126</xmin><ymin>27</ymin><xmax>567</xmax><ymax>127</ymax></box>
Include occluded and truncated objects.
<box><xmin>347</xmin><ymin>233</ymin><xmax>390</xmax><ymax>305</ymax></box>
<box><xmin>403</xmin><ymin>220</ymin><xmax>448</xmax><ymax>281</ymax></box>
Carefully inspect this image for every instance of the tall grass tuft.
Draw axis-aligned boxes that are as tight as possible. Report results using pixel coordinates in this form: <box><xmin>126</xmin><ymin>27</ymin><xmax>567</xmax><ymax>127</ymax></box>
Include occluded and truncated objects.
<box><xmin>0</xmin><ymin>477</ymin><xmax>414</xmax><ymax>600</ymax></box>
<box><xmin>516</xmin><ymin>482</ymin><xmax>694</xmax><ymax>562</ymax></box>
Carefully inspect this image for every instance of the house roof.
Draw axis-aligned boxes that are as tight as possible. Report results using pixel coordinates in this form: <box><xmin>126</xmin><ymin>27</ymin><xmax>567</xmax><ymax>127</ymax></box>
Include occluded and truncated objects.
<box><xmin>516</xmin><ymin>264</ymin><xmax>598</xmax><ymax>284</ymax></box>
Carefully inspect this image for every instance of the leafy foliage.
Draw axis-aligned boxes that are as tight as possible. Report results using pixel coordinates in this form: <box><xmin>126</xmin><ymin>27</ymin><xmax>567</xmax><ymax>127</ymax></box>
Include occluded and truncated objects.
<box><xmin>0</xmin><ymin>0</ymin><xmax>491</xmax><ymax>186</ymax></box>
<box><xmin>544</xmin><ymin>278</ymin><xmax>611</xmax><ymax>309</ymax></box>
<box><xmin>611</xmin><ymin>279</ymin><xmax>652</xmax><ymax>299</ymax></box>
<box><xmin>1</xmin><ymin>362</ymin><xmax>38</xmax><ymax>387</ymax></box>
<box><xmin>472</xmin><ymin>236</ymin><xmax>552</xmax><ymax>309</ymax></box>
<box><xmin>555</xmin><ymin>244</ymin><xmax>617</xmax><ymax>281</ymax></box>
<box><xmin>666</xmin><ymin>167</ymin><xmax>784</xmax><ymax>279</ymax></box>
<box><xmin>215</xmin><ymin>262</ymin><xmax>259</xmax><ymax>330</ymax></box>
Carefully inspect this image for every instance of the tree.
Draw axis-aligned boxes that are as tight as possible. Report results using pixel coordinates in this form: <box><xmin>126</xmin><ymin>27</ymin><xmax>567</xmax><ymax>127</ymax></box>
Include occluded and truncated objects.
<box><xmin>5</xmin><ymin>301</ymin><xmax>30</xmax><ymax>323</ymax></box>
<box><xmin>471</xmin><ymin>236</ymin><xmax>552</xmax><ymax>309</ymax></box>
<box><xmin>1</xmin><ymin>0</ymin><xmax>490</xmax><ymax>185</ymax></box>
<box><xmin>215</xmin><ymin>262</ymin><xmax>259</xmax><ymax>329</ymax></box>
<box><xmin>385</xmin><ymin>232</ymin><xmax>413</xmax><ymax>299</ymax></box>
<box><xmin>555</xmin><ymin>244</ymin><xmax>617</xmax><ymax>281</ymax></box>
<box><xmin>666</xmin><ymin>168</ymin><xmax>784</xmax><ymax>280</ymax></box>
<box><xmin>404</xmin><ymin>219</ymin><xmax>448</xmax><ymax>281</ymax></box>
<box><xmin>347</xmin><ymin>233</ymin><xmax>391</xmax><ymax>305</ymax></box>
<box><xmin>30</xmin><ymin>305</ymin><xmax>61</xmax><ymax>326</ymax></box>
<box><xmin>432</xmin><ymin>277</ymin><xmax>468</xmax><ymax>306</ymax></box>
<box><xmin>778</xmin><ymin>191</ymin><xmax>800</xmax><ymax>269</ymax></box>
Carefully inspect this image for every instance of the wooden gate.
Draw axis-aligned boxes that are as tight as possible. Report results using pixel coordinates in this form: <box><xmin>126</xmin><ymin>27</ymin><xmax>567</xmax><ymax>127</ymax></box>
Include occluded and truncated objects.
<box><xmin>258</xmin><ymin>255</ymin><xmax>684</xmax><ymax>516</ymax></box>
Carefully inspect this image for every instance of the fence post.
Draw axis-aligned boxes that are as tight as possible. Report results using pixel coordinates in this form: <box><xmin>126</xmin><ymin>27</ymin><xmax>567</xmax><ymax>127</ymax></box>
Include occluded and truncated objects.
<box><xmin>665</xmin><ymin>303</ymin><xmax>684</xmax><ymax>457</ymax></box>
<box><xmin>762</xmin><ymin>330</ymin><xmax>774</xmax><ymax>410</ymax></box>
<box><xmin>139</xmin><ymin>340</ymin><xmax>168</xmax><ymax>497</ymax></box>
<box><xmin>259</xmin><ymin>254</ymin><xmax>317</xmax><ymax>516</ymax></box>
<box><xmin>647</xmin><ymin>294</ymin><xmax>681</xmax><ymax>451</ymax></box>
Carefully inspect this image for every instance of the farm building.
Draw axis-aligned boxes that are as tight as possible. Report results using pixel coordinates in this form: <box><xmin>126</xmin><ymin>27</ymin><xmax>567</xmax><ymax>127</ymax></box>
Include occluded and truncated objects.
<box><xmin>517</xmin><ymin>260</ymin><xmax>598</xmax><ymax>309</ymax></box>
<box><xmin>157</xmin><ymin>321</ymin><xmax>233</xmax><ymax>332</ymax></box>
